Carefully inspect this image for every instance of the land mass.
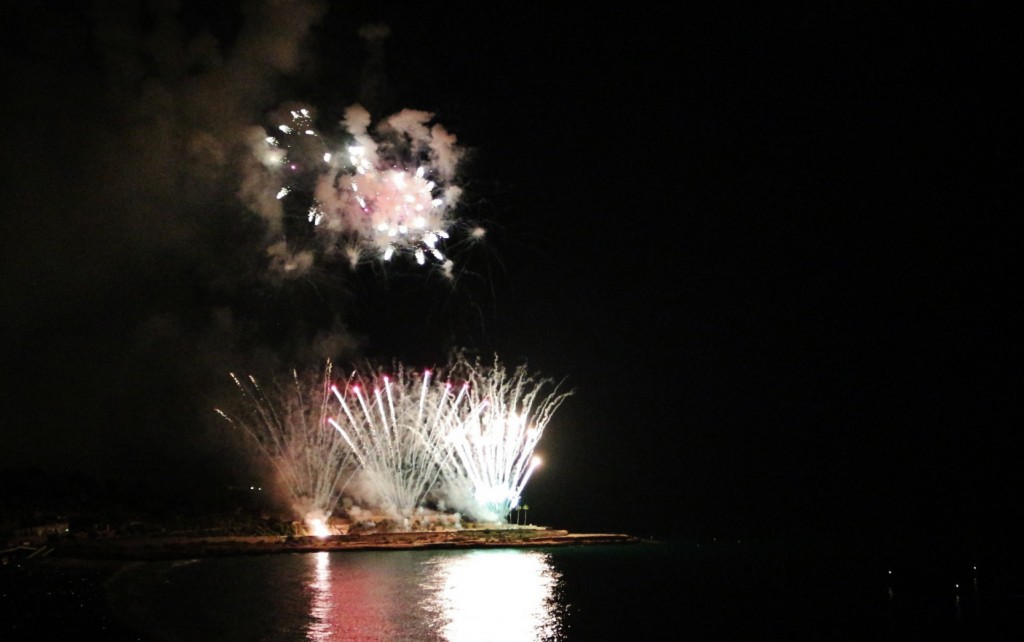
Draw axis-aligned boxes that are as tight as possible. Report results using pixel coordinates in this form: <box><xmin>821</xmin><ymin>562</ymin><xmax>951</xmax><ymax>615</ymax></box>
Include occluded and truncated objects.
<box><xmin>42</xmin><ymin>527</ymin><xmax>643</xmax><ymax>562</ymax></box>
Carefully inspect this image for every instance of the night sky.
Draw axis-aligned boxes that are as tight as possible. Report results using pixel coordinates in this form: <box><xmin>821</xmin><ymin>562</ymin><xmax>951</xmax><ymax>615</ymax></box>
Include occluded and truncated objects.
<box><xmin>1</xmin><ymin>3</ymin><xmax>1018</xmax><ymax>546</ymax></box>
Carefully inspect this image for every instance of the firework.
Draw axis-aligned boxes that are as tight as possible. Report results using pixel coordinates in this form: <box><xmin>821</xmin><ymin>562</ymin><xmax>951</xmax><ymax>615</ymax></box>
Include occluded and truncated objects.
<box><xmin>327</xmin><ymin>364</ymin><xmax>466</xmax><ymax>520</ymax></box>
<box><xmin>266</xmin><ymin>104</ymin><xmax>465</xmax><ymax>275</ymax></box>
<box><xmin>215</xmin><ymin>361</ymin><xmax>355</xmax><ymax>535</ymax></box>
<box><xmin>327</xmin><ymin>354</ymin><xmax>572</xmax><ymax>524</ymax></box>
<box><xmin>443</xmin><ymin>354</ymin><xmax>573</xmax><ymax>522</ymax></box>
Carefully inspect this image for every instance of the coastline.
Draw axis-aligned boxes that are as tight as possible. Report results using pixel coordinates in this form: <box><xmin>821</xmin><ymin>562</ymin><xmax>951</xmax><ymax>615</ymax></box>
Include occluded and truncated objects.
<box><xmin>47</xmin><ymin>527</ymin><xmax>644</xmax><ymax>562</ymax></box>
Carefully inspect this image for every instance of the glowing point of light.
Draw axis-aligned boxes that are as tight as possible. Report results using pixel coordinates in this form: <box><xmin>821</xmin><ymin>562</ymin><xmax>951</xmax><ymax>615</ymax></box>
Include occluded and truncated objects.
<box><xmin>383</xmin><ymin>247</ymin><xmax>395</xmax><ymax>261</ymax></box>
<box><xmin>277</xmin><ymin>187</ymin><xmax>290</xmax><ymax>199</ymax></box>
<box><xmin>279</xmin><ymin>125</ymin><xmax>293</xmax><ymax>134</ymax></box>
<box><xmin>415</xmin><ymin>249</ymin><xmax>426</xmax><ymax>265</ymax></box>
<box><xmin>307</xmin><ymin>517</ymin><xmax>331</xmax><ymax>538</ymax></box>
<box><xmin>323</xmin><ymin>152</ymin><xmax>332</xmax><ymax>162</ymax></box>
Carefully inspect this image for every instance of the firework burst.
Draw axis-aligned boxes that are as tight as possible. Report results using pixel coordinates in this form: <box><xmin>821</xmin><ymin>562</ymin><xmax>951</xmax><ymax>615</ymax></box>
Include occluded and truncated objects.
<box><xmin>265</xmin><ymin>104</ymin><xmax>465</xmax><ymax>277</ymax></box>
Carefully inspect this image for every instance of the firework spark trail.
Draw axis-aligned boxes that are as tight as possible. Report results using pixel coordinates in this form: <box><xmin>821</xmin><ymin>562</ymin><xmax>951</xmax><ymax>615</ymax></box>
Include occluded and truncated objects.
<box><xmin>443</xmin><ymin>354</ymin><xmax>573</xmax><ymax>522</ymax></box>
<box><xmin>327</xmin><ymin>354</ymin><xmax>572</xmax><ymax>524</ymax></box>
<box><xmin>328</xmin><ymin>365</ymin><xmax>474</xmax><ymax>519</ymax></box>
<box><xmin>265</xmin><ymin>103</ymin><xmax>464</xmax><ymax>276</ymax></box>
<box><xmin>215</xmin><ymin>361</ymin><xmax>355</xmax><ymax>532</ymax></box>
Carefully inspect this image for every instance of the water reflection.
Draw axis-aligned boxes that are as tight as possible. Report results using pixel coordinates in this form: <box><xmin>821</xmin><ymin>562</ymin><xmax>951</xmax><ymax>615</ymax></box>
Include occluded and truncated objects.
<box><xmin>304</xmin><ymin>551</ymin><xmax>412</xmax><ymax>640</ymax></box>
<box><xmin>420</xmin><ymin>550</ymin><xmax>563</xmax><ymax>642</ymax></box>
<box><xmin>305</xmin><ymin>549</ymin><xmax>563</xmax><ymax>641</ymax></box>
<box><xmin>307</xmin><ymin>552</ymin><xmax>332</xmax><ymax>641</ymax></box>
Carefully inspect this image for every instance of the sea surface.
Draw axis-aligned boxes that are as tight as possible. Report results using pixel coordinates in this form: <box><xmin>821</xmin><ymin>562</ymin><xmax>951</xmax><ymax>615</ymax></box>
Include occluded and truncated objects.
<box><xmin>104</xmin><ymin>539</ymin><xmax>1024</xmax><ymax>641</ymax></box>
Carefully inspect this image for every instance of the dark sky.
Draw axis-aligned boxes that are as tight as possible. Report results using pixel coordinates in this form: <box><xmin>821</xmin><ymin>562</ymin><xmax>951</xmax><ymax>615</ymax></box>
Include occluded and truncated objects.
<box><xmin>1</xmin><ymin>3</ymin><xmax>1018</xmax><ymax>544</ymax></box>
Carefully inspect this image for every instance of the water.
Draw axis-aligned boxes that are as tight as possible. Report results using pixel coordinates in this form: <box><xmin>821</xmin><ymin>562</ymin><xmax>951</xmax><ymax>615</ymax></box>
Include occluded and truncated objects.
<box><xmin>106</xmin><ymin>541</ymin><xmax>1024</xmax><ymax>641</ymax></box>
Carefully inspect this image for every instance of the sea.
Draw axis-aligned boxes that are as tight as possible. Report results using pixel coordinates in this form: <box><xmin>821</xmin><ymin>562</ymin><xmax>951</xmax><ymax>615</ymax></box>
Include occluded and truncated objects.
<box><xmin>104</xmin><ymin>539</ymin><xmax>1024</xmax><ymax>641</ymax></box>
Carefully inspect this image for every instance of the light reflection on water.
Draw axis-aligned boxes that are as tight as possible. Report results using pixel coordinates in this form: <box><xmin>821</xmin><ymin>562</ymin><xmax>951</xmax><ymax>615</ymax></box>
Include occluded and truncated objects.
<box><xmin>301</xmin><ymin>549</ymin><xmax>563</xmax><ymax>641</ymax></box>
<box><xmin>419</xmin><ymin>550</ymin><xmax>563</xmax><ymax>642</ymax></box>
<box><xmin>106</xmin><ymin>542</ymin><xmax>1024</xmax><ymax>640</ymax></box>
<box><xmin>306</xmin><ymin>552</ymin><xmax>332</xmax><ymax>641</ymax></box>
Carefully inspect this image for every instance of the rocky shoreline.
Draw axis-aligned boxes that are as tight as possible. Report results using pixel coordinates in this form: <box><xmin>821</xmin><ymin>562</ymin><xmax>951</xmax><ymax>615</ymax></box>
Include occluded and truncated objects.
<box><xmin>47</xmin><ymin>527</ymin><xmax>642</xmax><ymax>562</ymax></box>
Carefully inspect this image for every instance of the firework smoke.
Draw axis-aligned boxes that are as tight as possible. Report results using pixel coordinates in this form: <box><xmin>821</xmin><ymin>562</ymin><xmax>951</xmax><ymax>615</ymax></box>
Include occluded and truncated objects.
<box><xmin>216</xmin><ymin>361</ymin><xmax>355</xmax><ymax>534</ymax></box>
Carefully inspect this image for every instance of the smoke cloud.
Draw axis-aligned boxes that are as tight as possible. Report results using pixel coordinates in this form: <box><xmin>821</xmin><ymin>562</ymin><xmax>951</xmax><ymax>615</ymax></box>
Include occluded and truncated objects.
<box><xmin>0</xmin><ymin>0</ymin><xmax>365</xmax><ymax>486</ymax></box>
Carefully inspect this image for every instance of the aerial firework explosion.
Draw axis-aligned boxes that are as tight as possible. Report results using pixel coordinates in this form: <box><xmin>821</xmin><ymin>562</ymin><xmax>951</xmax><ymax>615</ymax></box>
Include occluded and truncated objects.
<box><xmin>215</xmin><ymin>361</ymin><xmax>355</xmax><ymax>536</ymax></box>
<box><xmin>329</xmin><ymin>353</ymin><xmax>573</xmax><ymax>524</ymax></box>
<box><xmin>265</xmin><ymin>104</ymin><xmax>464</xmax><ymax>276</ymax></box>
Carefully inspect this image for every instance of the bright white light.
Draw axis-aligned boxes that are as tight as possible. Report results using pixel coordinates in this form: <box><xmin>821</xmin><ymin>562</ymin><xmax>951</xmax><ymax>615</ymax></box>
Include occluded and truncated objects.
<box><xmin>307</xmin><ymin>517</ymin><xmax>331</xmax><ymax>538</ymax></box>
<box><xmin>422</xmin><ymin>550</ymin><xmax>563</xmax><ymax>642</ymax></box>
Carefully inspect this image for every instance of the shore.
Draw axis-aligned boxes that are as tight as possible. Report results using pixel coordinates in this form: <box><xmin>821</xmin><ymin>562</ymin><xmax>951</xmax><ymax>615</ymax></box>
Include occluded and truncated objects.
<box><xmin>47</xmin><ymin>526</ymin><xmax>642</xmax><ymax>561</ymax></box>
